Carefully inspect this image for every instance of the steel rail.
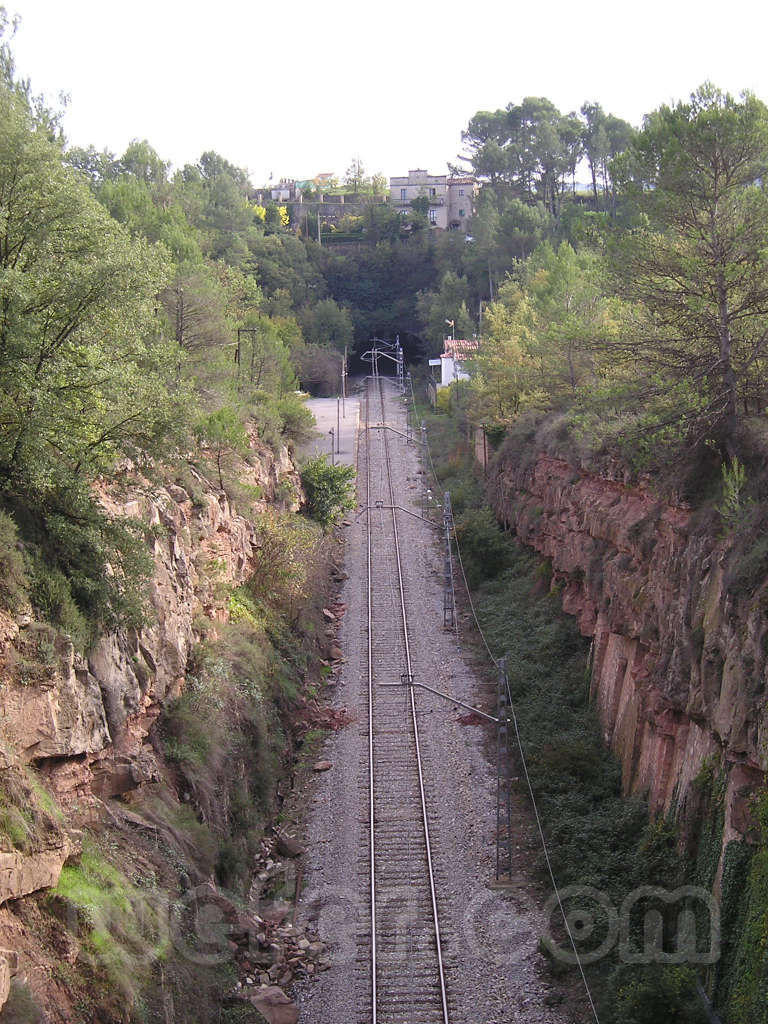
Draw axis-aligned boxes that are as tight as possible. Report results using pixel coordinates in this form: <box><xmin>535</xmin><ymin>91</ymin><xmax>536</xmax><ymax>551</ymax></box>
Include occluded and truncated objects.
<box><xmin>365</xmin><ymin>381</ymin><xmax>378</xmax><ymax>1023</ymax></box>
<box><xmin>368</xmin><ymin>374</ymin><xmax>450</xmax><ymax>1024</ymax></box>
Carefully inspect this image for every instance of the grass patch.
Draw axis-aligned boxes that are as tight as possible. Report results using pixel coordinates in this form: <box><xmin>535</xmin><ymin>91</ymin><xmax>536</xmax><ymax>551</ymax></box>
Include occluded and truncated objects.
<box><xmin>0</xmin><ymin>766</ymin><xmax>62</xmax><ymax>854</ymax></box>
<box><xmin>53</xmin><ymin>835</ymin><xmax>168</xmax><ymax>1009</ymax></box>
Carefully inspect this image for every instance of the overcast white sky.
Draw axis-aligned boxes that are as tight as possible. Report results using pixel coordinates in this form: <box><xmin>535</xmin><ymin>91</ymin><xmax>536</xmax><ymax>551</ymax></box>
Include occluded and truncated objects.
<box><xmin>9</xmin><ymin>0</ymin><xmax>768</xmax><ymax>185</ymax></box>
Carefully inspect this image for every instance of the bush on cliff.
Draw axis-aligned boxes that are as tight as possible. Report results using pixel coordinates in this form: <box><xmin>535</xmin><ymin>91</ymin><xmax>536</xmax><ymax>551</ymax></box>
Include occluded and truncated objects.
<box><xmin>299</xmin><ymin>455</ymin><xmax>355</xmax><ymax>529</ymax></box>
<box><xmin>161</xmin><ymin>619</ymin><xmax>284</xmax><ymax>890</ymax></box>
<box><xmin>0</xmin><ymin>509</ymin><xmax>28</xmax><ymax>613</ymax></box>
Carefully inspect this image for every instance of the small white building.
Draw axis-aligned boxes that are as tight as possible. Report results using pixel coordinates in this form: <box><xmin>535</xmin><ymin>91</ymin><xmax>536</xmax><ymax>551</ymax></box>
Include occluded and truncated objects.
<box><xmin>428</xmin><ymin>338</ymin><xmax>479</xmax><ymax>387</ymax></box>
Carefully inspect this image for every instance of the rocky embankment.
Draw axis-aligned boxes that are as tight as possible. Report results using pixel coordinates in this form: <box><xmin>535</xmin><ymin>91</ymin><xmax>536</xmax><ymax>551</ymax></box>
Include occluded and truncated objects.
<box><xmin>0</xmin><ymin>439</ymin><xmax>302</xmax><ymax>1013</ymax></box>
<box><xmin>490</xmin><ymin>450</ymin><xmax>767</xmax><ymax>867</ymax></box>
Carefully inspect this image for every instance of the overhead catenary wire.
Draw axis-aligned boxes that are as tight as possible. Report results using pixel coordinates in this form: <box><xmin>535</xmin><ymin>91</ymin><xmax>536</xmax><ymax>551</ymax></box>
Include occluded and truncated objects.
<box><xmin>414</xmin><ymin>384</ymin><xmax>602</xmax><ymax>1024</ymax></box>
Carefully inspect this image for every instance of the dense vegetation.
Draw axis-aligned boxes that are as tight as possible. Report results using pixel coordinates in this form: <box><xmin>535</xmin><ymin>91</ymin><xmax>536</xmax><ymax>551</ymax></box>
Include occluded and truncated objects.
<box><xmin>420</xmin><ymin>407</ymin><xmax>711</xmax><ymax>1023</ymax></box>
<box><xmin>451</xmin><ymin>86</ymin><xmax>768</xmax><ymax>503</ymax></box>
<box><xmin>3</xmin><ymin>1</ymin><xmax>768</xmax><ymax>1019</ymax></box>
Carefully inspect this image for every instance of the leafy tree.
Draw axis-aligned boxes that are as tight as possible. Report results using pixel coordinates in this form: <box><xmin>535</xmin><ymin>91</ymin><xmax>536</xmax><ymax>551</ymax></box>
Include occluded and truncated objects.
<box><xmin>65</xmin><ymin>144</ymin><xmax>118</xmax><ymax>186</ymax></box>
<box><xmin>98</xmin><ymin>174</ymin><xmax>202</xmax><ymax>262</ymax></box>
<box><xmin>196</xmin><ymin>407</ymin><xmax>249</xmax><ymax>492</ymax></box>
<box><xmin>293</xmin><ymin>344</ymin><xmax>342</xmax><ymax>396</ymax></box>
<box><xmin>118</xmin><ymin>139</ymin><xmax>169</xmax><ymax>185</ymax></box>
<box><xmin>468</xmin><ymin>281</ymin><xmax>534</xmax><ymax>425</ymax></box>
<box><xmin>0</xmin><ymin>83</ymin><xmax>180</xmax><ymax>487</ymax></box>
<box><xmin>524</xmin><ymin>241</ymin><xmax>610</xmax><ymax>400</ymax></box>
<box><xmin>580</xmin><ymin>101</ymin><xmax>609</xmax><ymax>209</ymax></box>
<box><xmin>175</xmin><ymin>151</ymin><xmax>255</xmax><ymax>261</ymax></box>
<box><xmin>461</xmin><ymin>97</ymin><xmax>633</xmax><ymax>226</ymax></box>
<box><xmin>610</xmin><ymin>84</ymin><xmax>768</xmax><ymax>456</ymax></box>
<box><xmin>468</xmin><ymin>243</ymin><xmax>618</xmax><ymax>429</ymax></box>
<box><xmin>344</xmin><ymin>156</ymin><xmax>367</xmax><ymax>193</ymax></box>
<box><xmin>460</xmin><ymin>110</ymin><xmax>513</xmax><ymax>186</ymax></box>
<box><xmin>410</xmin><ymin>195</ymin><xmax>431</xmax><ymax>217</ymax></box>
<box><xmin>497</xmin><ymin>197</ymin><xmax>554</xmax><ymax>263</ymax></box>
<box><xmin>161</xmin><ymin>262</ymin><xmax>231</xmax><ymax>358</ymax></box>
<box><xmin>299</xmin><ymin>298</ymin><xmax>353</xmax><ymax>352</ymax></box>
<box><xmin>263</xmin><ymin>203</ymin><xmax>288</xmax><ymax>234</ymax></box>
<box><xmin>361</xmin><ymin>202</ymin><xmax>403</xmax><ymax>243</ymax></box>
<box><xmin>273</xmin><ymin>393</ymin><xmax>314</xmax><ymax>445</ymax></box>
<box><xmin>239</xmin><ymin>319</ymin><xmax>296</xmax><ymax>394</ymax></box>
<box><xmin>416</xmin><ymin>271</ymin><xmax>475</xmax><ymax>352</ymax></box>
<box><xmin>246</xmin><ymin>234</ymin><xmax>325</xmax><ymax>308</ymax></box>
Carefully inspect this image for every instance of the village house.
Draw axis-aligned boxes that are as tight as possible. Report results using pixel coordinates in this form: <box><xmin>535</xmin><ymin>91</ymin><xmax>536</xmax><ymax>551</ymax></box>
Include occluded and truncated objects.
<box><xmin>389</xmin><ymin>170</ymin><xmax>477</xmax><ymax>231</ymax></box>
<box><xmin>428</xmin><ymin>338</ymin><xmax>479</xmax><ymax>387</ymax></box>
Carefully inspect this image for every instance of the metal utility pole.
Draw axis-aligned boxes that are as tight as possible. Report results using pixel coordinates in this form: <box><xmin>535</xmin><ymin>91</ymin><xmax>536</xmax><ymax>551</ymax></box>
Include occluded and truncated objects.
<box><xmin>329</xmin><ymin>429</ymin><xmax>335</xmax><ymax>465</ymax></box>
<box><xmin>442</xmin><ymin>492</ymin><xmax>455</xmax><ymax>629</ymax></box>
<box><xmin>336</xmin><ymin>397</ymin><xmax>341</xmax><ymax>454</ymax></box>
<box><xmin>342</xmin><ymin>345</ymin><xmax>347</xmax><ymax>417</ymax></box>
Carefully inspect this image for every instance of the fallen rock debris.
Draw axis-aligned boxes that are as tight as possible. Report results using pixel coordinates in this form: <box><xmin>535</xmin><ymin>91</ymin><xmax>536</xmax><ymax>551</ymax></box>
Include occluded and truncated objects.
<box><xmin>222</xmin><ymin>833</ymin><xmax>331</xmax><ymax>1019</ymax></box>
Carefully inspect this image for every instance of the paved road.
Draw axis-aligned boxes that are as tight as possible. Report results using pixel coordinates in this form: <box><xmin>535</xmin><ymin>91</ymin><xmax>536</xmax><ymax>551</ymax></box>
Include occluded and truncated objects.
<box><xmin>298</xmin><ymin>395</ymin><xmax>360</xmax><ymax>467</ymax></box>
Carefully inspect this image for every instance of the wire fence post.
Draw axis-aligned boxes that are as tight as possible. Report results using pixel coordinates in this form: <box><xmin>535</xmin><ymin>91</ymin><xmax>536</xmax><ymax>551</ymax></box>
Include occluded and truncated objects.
<box><xmin>496</xmin><ymin>656</ymin><xmax>513</xmax><ymax>883</ymax></box>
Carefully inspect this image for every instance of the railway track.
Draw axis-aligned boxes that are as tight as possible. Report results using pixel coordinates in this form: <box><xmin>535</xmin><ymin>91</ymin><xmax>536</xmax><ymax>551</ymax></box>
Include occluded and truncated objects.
<box><xmin>356</xmin><ymin>374</ymin><xmax>454</xmax><ymax>1024</ymax></box>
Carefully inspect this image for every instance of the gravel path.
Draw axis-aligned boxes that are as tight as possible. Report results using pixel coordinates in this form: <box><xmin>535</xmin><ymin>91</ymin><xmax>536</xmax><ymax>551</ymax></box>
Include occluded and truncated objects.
<box><xmin>296</xmin><ymin>379</ymin><xmax>586</xmax><ymax>1024</ymax></box>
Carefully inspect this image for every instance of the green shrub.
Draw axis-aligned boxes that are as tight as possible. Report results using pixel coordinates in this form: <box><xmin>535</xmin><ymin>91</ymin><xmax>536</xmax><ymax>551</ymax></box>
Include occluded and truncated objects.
<box><xmin>718</xmin><ymin>457</ymin><xmax>750</xmax><ymax>532</ymax></box>
<box><xmin>4</xmin><ymin>480</ymin><xmax>153</xmax><ymax>650</ymax></box>
<box><xmin>161</xmin><ymin>613</ymin><xmax>295</xmax><ymax>890</ymax></box>
<box><xmin>453</xmin><ymin>507</ymin><xmax>511</xmax><ymax>587</ymax></box>
<box><xmin>195</xmin><ymin>406</ymin><xmax>249</xmax><ymax>492</ymax></box>
<box><xmin>0</xmin><ymin>509</ymin><xmax>28</xmax><ymax>612</ymax></box>
<box><xmin>718</xmin><ymin>791</ymin><xmax>768</xmax><ymax>1022</ymax></box>
<box><xmin>0</xmin><ymin>766</ymin><xmax>62</xmax><ymax>853</ymax></box>
<box><xmin>275</xmin><ymin>392</ymin><xmax>315</xmax><ymax>445</ymax></box>
<box><xmin>613</xmin><ymin>965</ymin><xmax>707</xmax><ymax>1024</ymax></box>
<box><xmin>54</xmin><ymin>835</ymin><xmax>167</xmax><ymax>1006</ymax></box>
<box><xmin>28</xmin><ymin>564</ymin><xmax>90</xmax><ymax>651</ymax></box>
<box><xmin>299</xmin><ymin>455</ymin><xmax>355</xmax><ymax>528</ymax></box>
<box><xmin>247</xmin><ymin>512</ymin><xmax>324</xmax><ymax>621</ymax></box>
<box><xmin>726</xmin><ymin>506</ymin><xmax>768</xmax><ymax>597</ymax></box>
<box><xmin>435</xmin><ymin>385</ymin><xmax>454</xmax><ymax>413</ymax></box>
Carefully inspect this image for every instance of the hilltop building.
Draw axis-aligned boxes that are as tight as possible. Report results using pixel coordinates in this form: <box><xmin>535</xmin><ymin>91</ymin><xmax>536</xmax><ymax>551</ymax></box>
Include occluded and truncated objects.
<box><xmin>389</xmin><ymin>170</ymin><xmax>477</xmax><ymax>231</ymax></box>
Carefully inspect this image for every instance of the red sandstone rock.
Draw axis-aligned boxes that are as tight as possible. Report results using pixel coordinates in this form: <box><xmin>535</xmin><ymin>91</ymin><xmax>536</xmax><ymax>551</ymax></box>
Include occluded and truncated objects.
<box><xmin>492</xmin><ymin>449</ymin><xmax>766</xmax><ymax>854</ymax></box>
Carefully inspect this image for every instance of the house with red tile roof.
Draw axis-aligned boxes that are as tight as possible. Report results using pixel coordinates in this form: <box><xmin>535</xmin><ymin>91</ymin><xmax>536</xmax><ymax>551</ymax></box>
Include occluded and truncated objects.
<box><xmin>428</xmin><ymin>338</ymin><xmax>479</xmax><ymax>387</ymax></box>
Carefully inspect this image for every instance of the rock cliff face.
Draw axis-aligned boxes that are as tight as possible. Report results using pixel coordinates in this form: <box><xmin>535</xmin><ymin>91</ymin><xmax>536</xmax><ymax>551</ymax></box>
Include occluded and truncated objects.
<box><xmin>0</xmin><ymin>442</ymin><xmax>301</xmax><ymax>909</ymax></box>
<box><xmin>490</xmin><ymin>451</ymin><xmax>767</xmax><ymax>860</ymax></box>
